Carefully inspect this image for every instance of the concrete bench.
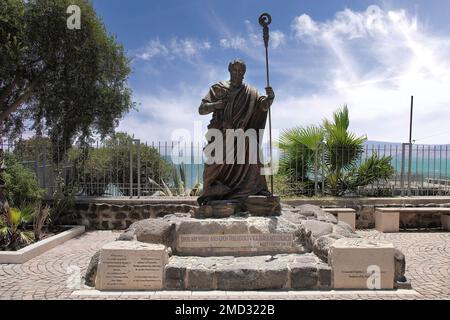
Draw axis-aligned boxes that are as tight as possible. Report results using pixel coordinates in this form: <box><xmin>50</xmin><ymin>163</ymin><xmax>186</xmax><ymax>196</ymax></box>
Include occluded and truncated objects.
<box><xmin>375</xmin><ymin>207</ymin><xmax>450</xmax><ymax>232</ymax></box>
<box><xmin>322</xmin><ymin>208</ymin><xmax>356</xmax><ymax>231</ymax></box>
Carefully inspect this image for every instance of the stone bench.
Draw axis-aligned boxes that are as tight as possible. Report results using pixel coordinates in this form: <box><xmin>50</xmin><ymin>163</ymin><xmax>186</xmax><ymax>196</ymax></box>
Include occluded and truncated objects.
<box><xmin>323</xmin><ymin>208</ymin><xmax>356</xmax><ymax>231</ymax></box>
<box><xmin>375</xmin><ymin>207</ymin><xmax>450</xmax><ymax>232</ymax></box>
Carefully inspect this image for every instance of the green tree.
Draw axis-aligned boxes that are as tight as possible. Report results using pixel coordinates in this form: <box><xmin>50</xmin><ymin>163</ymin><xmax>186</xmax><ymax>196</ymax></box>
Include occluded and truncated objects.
<box><xmin>0</xmin><ymin>0</ymin><xmax>134</xmax><ymax>211</ymax></box>
<box><xmin>0</xmin><ymin>0</ymin><xmax>134</xmax><ymax>143</ymax></box>
<box><xmin>277</xmin><ymin>105</ymin><xmax>394</xmax><ymax>196</ymax></box>
<box><xmin>69</xmin><ymin>132</ymin><xmax>172</xmax><ymax>196</ymax></box>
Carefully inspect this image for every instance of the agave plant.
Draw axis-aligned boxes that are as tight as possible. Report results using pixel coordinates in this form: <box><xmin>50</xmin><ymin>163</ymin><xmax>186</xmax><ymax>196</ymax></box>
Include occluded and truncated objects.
<box><xmin>0</xmin><ymin>207</ymin><xmax>35</xmax><ymax>251</ymax></box>
<box><xmin>149</xmin><ymin>164</ymin><xmax>203</xmax><ymax>197</ymax></box>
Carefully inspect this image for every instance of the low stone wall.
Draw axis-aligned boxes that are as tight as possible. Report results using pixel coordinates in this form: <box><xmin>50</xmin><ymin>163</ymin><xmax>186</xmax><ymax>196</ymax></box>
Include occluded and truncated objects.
<box><xmin>73</xmin><ymin>196</ymin><xmax>450</xmax><ymax>230</ymax></box>
<box><xmin>76</xmin><ymin>201</ymin><xmax>196</xmax><ymax>230</ymax></box>
<box><xmin>284</xmin><ymin>197</ymin><xmax>450</xmax><ymax>229</ymax></box>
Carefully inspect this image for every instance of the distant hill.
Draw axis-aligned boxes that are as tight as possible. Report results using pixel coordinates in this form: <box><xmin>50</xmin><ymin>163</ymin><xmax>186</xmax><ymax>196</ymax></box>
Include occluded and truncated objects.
<box><xmin>365</xmin><ymin>141</ymin><xmax>450</xmax><ymax>147</ymax></box>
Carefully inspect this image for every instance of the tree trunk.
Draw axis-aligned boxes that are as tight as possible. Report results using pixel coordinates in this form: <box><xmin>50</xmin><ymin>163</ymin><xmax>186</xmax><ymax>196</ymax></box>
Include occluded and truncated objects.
<box><xmin>0</xmin><ymin>80</ymin><xmax>38</xmax><ymax>123</ymax></box>
<box><xmin>0</xmin><ymin>148</ymin><xmax>9</xmax><ymax>215</ymax></box>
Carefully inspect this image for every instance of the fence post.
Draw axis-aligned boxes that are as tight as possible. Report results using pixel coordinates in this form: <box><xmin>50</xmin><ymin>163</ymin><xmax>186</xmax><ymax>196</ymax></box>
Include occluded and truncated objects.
<box><xmin>42</xmin><ymin>143</ymin><xmax>47</xmax><ymax>195</ymax></box>
<box><xmin>407</xmin><ymin>142</ymin><xmax>412</xmax><ymax>196</ymax></box>
<box><xmin>34</xmin><ymin>144</ymin><xmax>39</xmax><ymax>180</ymax></box>
<box><xmin>136</xmin><ymin>139</ymin><xmax>141</xmax><ymax>198</ymax></box>
<box><xmin>130</xmin><ymin>140</ymin><xmax>133</xmax><ymax>198</ymax></box>
<box><xmin>400</xmin><ymin>143</ymin><xmax>406</xmax><ymax>196</ymax></box>
<box><xmin>314</xmin><ymin>142</ymin><xmax>319</xmax><ymax>196</ymax></box>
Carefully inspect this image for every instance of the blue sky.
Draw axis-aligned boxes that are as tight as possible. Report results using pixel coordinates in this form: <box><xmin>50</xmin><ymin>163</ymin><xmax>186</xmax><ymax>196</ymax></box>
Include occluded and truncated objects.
<box><xmin>91</xmin><ymin>0</ymin><xmax>450</xmax><ymax>144</ymax></box>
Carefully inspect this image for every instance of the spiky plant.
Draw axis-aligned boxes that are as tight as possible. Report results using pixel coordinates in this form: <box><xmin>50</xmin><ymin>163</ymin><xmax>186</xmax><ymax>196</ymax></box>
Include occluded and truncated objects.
<box><xmin>0</xmin><ymin>207</ymin><xmax>35</xmax><ymax>251</ymax></box>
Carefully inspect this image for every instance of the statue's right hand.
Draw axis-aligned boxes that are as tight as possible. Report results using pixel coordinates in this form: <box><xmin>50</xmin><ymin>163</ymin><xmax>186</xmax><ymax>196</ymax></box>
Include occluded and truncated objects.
<box><xmin>213</xmin><ymin>100</ymin><xmax>227</xmax><ymax>110</ymax></box>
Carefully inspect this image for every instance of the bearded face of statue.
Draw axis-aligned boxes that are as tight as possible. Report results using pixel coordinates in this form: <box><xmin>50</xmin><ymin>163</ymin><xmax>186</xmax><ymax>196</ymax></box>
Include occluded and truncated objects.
<box><xmin>229</xmin><ymin>63</ymin><xmax>245</xmax><ymax>89</ymax></box>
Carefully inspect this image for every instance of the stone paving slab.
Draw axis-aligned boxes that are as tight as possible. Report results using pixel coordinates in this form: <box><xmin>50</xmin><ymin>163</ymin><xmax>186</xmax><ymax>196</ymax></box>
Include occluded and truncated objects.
<box><xmin>0</xmin><ymin>230</ymin><xmax>449</xmax><ymax>300</ymax></box>
<box><xmin>71</xmin><ymin>289</ymin><xmax>421</xmax><ymax>298</ymax></box>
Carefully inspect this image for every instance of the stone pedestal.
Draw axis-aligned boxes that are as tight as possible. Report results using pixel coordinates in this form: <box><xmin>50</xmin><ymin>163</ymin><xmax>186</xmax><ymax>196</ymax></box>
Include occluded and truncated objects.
<box><xmin>95</xmin><ymin>241</ymin><xmax>169</xmax><ymax>291</ymax></box>
<box><xmin>441</xmin><ymin>215</ymin><xmax>450</xmax><ymax>231</ymax></box>
<box><xmin>330</xmin><ymin>238</ymin><xmax>395</xmax><ymax>289</ymax></box>
<box><xmin>337</xmin><ymin>211</ymin><xmax>356</xmax><ymax>231</ymax></box>
<box><xmin>375</xmin><ymin>210</ymin><xmax>399</xmax><ymax>233</ymax></box>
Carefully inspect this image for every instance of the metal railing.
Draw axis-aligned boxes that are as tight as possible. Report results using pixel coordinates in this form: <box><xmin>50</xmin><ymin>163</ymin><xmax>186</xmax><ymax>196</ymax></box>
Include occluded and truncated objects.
<box><xmin>1</xmin><ymin>138</ymin><xmax>449</xmax><ymax>198</ymax></box>
<box><xmin>280</xmin><ymin>143</ymin><xmax>450</xmax><ymax>197</ymax></box>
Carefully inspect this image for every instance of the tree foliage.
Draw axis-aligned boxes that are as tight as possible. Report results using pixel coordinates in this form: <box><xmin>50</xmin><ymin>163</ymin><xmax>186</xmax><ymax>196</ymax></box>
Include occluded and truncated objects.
<box><xmin>3</xmin><ymin>153</ymin><xmax>44</xmax><ymax>207</ymax></box>
<box><xmin>69</xmin><ymin>132</ymin><xmax>172</xmax><ymax>196</ymax></box>
<box><xmin>0</xmin><ymin>0</ymin><xmax>134</xmax><ymax>148</ymax></box>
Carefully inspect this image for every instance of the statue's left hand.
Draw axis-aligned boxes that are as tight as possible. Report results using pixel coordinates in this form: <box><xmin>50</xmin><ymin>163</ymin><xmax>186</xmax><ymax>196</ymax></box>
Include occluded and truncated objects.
<box><xmin>265</xmin><ymin>87</ymin><xmax>275</xmax><ymax>100</ymax></box>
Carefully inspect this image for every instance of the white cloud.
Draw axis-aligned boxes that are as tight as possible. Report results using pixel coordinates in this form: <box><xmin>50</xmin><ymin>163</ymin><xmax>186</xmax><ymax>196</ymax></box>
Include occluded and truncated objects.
<box><xmin>117</xmin><ymin>61</ymin><xmax>224</xmax><ymax>144</ymax></box>
<box><xmin>220</xmin><ymin>36</ymin><xmax>246</xmax><ymax>49</ymax></box>
<box><xmin>117</xmin><ymin>89</ymin><xmax>209</xmax><ymax>144</ymax></box>
<box><xmin>271</xmin><ymin>30</ymin><xmax>286</xmax><ymax>49</ymax></box>
<box><xmin>137</xmin><ymin>37</ymin><xmax>211</xmax><ymax>61</ymax></box>
<box><xmin>292</xmin><ymin>5</ymin><xmax>417</xmax><ymax>40</ymax></box>
<box><xmin>220</xmin><ymin>20</ymin><xmax>286</xmax><ymax>51</ymax></box>
<box><xmin>128</xmin><ymin>5</ymin><xmax>450</xmax><ymax>145</ymax></box>
<box><xmin>280</xmin><ymin>5</ymin><xmax>450</xmax><ymax>144</ymax></box>
<box><xmin>137</xmin><ymin>39</ymin><xmax>168</xmax><ymax>60</ymax></box>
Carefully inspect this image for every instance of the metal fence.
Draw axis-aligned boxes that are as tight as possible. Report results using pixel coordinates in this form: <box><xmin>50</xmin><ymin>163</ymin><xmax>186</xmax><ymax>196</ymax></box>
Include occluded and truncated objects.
<box><xmin>1</xmin><ymin>138</ymin><xmax>449</xmax><ymax>198</ymax></box>
<box><xmin>279</xmin><ymin>143</ymin><xmax>450</xmax><ymax>197</ymax></box>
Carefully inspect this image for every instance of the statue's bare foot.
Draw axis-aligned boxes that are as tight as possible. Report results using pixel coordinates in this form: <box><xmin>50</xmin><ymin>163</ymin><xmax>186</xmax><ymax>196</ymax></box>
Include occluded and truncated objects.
<box><xmin>256</xmin><ymin>190</ymin><xmax>273</xmax><ymax>197</ymax></box>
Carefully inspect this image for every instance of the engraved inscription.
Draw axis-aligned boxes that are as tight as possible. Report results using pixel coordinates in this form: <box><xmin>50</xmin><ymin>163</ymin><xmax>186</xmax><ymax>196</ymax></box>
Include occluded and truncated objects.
<box><xmin>96</xmin><ymin>243</ymin><xmax>167</xmax><ymax>290</ymax></box>
<box><xmin>178</xmin><ymin>233</ymin><xmax>294</xmax><ymax>249</ymax></box>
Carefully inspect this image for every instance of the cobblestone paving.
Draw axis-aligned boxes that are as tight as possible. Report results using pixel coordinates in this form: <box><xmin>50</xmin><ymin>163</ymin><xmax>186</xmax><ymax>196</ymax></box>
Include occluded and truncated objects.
<box><xmin>0</xmin><ymin>230</ymin><xmax>449</xmax><ymax>300</ymax></box>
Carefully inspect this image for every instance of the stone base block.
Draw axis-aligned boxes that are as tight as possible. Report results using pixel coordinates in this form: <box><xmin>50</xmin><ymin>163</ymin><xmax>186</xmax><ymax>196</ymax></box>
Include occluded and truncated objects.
<box><xmin>165</xmin><ymin>253</ymin><xmax>329</xmax><ymax>290</ymax></box>
<box><xmin>95</xmin><ymin>241</ymin><xmax>169</xmax><ymax>291</ymax></box>
<box><xmin>330</xmin><ymin>238</ymin><xmax>395</xmax><ymax>289</ymax></box>
<box><xmin>375</xmin><ymin>210</ymin><xmax>399</xmax><ymax>233</ymax></box>
<box><xmin>337</xmin><ymin>211</ymin><xmax>356</xmax><ymax>231</ymax></box>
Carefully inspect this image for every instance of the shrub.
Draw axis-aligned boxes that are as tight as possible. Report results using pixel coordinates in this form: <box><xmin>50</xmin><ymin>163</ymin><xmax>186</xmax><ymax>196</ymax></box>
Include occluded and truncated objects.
<box><xmin>3</xmin><ymin>153</ymin><xmax>44</xmax><ymax>208</ymax></box>
<box><xmin>0</xmin><ymin>207</ymin><xmax>35</xmax><ymax>251</ymax></box>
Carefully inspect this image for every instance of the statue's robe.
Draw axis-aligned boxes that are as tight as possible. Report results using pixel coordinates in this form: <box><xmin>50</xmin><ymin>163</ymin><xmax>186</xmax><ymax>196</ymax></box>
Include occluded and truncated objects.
<box><xmin>197</xmin><ymin>80</ymin><xmax>270</xmax><ymax>205</ymax></box>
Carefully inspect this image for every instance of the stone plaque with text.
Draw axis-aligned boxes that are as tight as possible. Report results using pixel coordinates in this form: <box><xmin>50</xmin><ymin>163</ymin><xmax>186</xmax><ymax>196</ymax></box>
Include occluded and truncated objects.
<box><xmin>330</xmin><ymin>238</ymin><xmax>394</xmax><ymax>289</ymax></box>
<box><xmin>95</xmin><ymin>241</ymin><xmax>168</xmax><ymax>291</ymax></box>
<box><xmin>177</xmin><ymin>233</ymin><xmax>294</xmax><ymax>255</ymax></box>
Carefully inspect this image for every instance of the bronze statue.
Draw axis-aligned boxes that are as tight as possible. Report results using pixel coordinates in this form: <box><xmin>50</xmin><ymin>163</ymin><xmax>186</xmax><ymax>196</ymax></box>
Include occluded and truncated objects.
<box><xmin>197</xmin><ymin>59</ymin><xmax>275</xmax><ymax>206</ymax></box>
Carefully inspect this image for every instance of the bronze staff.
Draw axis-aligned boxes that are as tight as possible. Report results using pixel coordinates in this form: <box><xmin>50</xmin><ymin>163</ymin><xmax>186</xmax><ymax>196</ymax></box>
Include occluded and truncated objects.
<box><xmin>259</xmin><ymin>12</ymin><xmax>274</xmax><ymax>193</ymax></box>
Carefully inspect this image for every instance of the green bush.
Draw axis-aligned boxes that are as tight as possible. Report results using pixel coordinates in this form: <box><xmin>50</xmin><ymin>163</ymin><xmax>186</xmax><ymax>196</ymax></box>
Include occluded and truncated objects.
<box><xmin>3</xmin><ymin>153</ymin><xmax>44</xmax><ymax>208</ymax></box>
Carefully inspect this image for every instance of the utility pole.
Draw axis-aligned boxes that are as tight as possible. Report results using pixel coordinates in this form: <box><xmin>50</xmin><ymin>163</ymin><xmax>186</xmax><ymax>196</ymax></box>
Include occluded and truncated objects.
<box><xmin>409</xmin><ymin>96</ymin><xmax>414</xmax><ymax>144</ymax></box>
<box><xmin>407</xmin><ymin>96</ymin><xmax>414</xmax><ymax>196</ymax></box>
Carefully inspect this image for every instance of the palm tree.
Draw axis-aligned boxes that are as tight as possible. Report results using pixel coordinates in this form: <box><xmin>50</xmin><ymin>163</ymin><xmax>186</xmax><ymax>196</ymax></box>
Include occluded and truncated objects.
<box><xmin>0</xmin><ymin>207</ymin><xmax>34</xmax><ymax>250</ymax></box>
<box><xmin>322</xmin><ymin>106</ymin><xmax>366</xmax><ymax>194</ymax></box>
<box><xmin>278</xmin><ymin>125</ymin><xmax>324</xmax><ymax>182</ymax></box>
<box><xmin>277</xmin><ymin>105</ymin><xmax>394</xmax><ymax>196</ymax></box>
